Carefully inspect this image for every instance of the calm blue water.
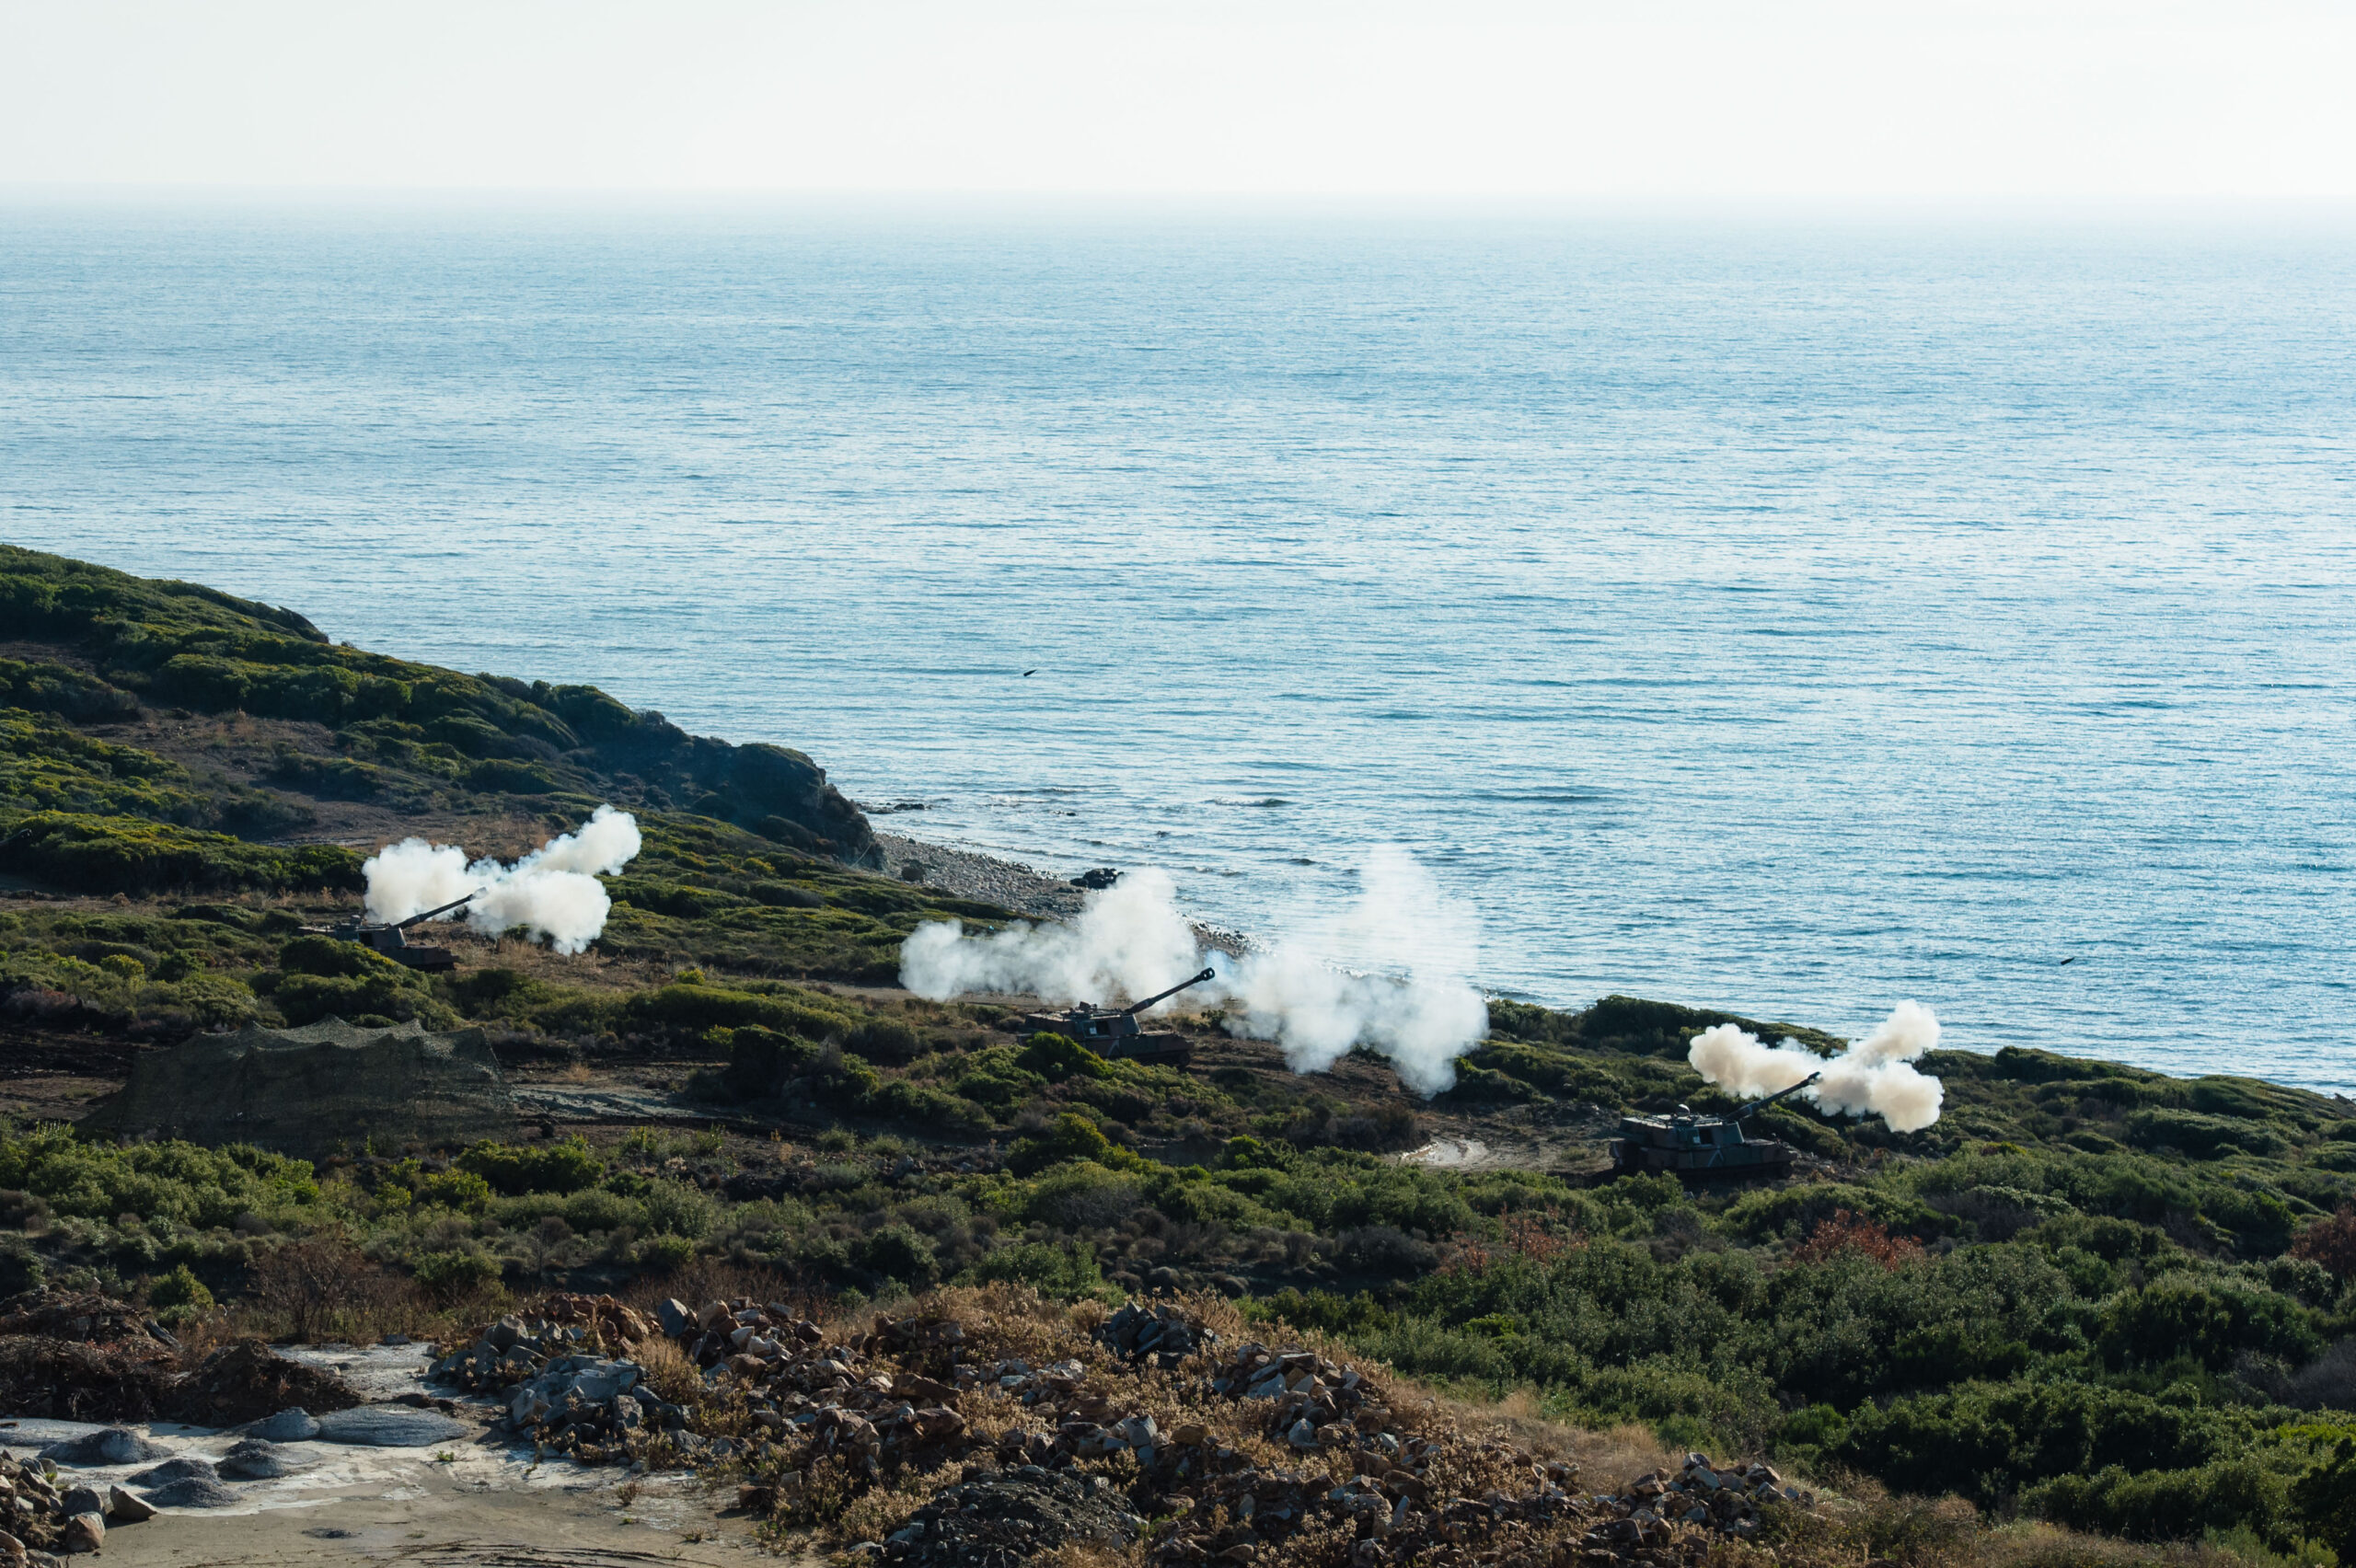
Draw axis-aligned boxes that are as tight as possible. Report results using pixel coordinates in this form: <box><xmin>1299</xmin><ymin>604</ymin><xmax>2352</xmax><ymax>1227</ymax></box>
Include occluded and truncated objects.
<box><xmin>3</xmin><ymin>203</ymin><xmax>2352</xmax><ymax>1094</ymax></box>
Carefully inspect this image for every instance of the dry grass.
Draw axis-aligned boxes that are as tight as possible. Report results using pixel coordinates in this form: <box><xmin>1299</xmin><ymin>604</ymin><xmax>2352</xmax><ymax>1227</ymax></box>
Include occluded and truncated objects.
<box><xmin>1752</xmin><ymin>1481</ymin><xmax>2272</xmax><ymax>1568</ymax></box>
<box><xmin>631</xmin><ymin>1333</ymin><xmax>702</xmax><ymax>1406</ymax></box>
<box><xmin>1035</xmin><ymin>1543</ymin><xmax>1149</xmax><ymax>1568</ymax></box>
<box><xmin>828</xmin><ymin>1466</ymin><xmax>937</xmax><ymax>1548</ymax></box>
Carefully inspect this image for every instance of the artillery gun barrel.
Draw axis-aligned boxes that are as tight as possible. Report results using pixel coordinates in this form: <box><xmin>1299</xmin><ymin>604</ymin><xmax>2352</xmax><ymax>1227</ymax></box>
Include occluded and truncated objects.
<box><xmin>394</xmin><ymin>892</ymin><xmax>480</xmax><ymax>930</ymax></box>
<box><xmin>1120</xmin><ymin>966</ymin><xmax>1218</xmax><ymax>1017</ymax></box>
<box><xmin>1734</xmin><ymin>1071</ymin><xmax>1822</xmax><ymax>1121</ymax></box>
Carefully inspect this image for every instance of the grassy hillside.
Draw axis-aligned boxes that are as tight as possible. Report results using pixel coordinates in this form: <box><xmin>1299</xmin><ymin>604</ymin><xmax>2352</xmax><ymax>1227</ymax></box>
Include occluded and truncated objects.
<box><xmin>0</xmin><ymin>548</ymin><xmax>2350</xmax><ymax>1562</ymax></box>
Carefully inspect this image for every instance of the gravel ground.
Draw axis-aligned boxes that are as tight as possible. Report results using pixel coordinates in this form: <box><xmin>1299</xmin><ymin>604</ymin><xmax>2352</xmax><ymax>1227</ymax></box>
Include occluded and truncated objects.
<box><xmin>873</xmin><ymin>831</ymin><xmax>1253</xmax><ymax>956</ymax></box>
<box><xmin>873</xmin><ymin>832</ymin><xmax>1090</xmax><ymax>920</ymax></box>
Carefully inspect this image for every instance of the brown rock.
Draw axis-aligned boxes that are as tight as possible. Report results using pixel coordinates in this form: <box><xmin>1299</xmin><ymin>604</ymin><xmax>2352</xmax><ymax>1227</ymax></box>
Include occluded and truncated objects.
<box><xmin>1385</xmin><ymin>1470</ymin><xmax>1428</xmax><ymax>1499</ymax></box>
<box><xmin>106</xmin><ymin>1486</ymin><xmax>156</xmax><ymax>1523</ymax></box>
<box><xmin>62</xmin><ymin>1513</ymin><xmax>104</xmax><ymax>1554</ymax></box>
<box><xmin>912</xmin><ymin>1407</ymin><xmax>966</xmax><ymax>1440</ymax></box>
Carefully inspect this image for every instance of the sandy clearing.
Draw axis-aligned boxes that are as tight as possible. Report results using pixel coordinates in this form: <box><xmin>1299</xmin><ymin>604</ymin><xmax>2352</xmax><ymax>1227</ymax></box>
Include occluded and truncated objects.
<box><xmin>90</xmin><ymin>1462</ymin><xmax>768</xmax><ymax>1567</ymax></box>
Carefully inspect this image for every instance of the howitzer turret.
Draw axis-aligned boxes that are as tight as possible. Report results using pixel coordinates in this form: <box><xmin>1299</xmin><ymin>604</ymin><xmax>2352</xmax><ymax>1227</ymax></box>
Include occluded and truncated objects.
<box><xmin>305</xmin><ymin>892</ymin><xmax>479</xmax><ymax>973</ymax></box>
<box><xmin>1019</xmin><ymin>966</ymin><xmax>1218</xmax><ymax>1066</ymax></box>
<box><xmin>1608</xmin><ymin>1071</ymin><xmax>1822</xmax><ymax>1178</ymax></box>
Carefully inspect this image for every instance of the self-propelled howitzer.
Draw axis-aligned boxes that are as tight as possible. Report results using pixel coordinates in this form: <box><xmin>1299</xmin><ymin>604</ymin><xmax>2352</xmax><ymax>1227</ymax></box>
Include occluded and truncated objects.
<box><xmin>1018</xmin><ymin>966</ymin><xmax>1218</xmax><ymax>1066</ymax></box>
<box><xmin>305</xmin><ymin>893</ymin><xmax>479</xmax><ymax>973</ymax></box>
<box><xmin>1608</xmin><ymin>1070</ymin><xmax>1823</xmax><ymax>1177</ymax></box>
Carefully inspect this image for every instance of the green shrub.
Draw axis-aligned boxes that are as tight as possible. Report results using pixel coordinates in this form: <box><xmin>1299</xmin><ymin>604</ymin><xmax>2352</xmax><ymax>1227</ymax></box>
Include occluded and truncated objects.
<box><xmin>0</xmin><ymin>812</ymin><xmax>362</xmax><ymax>895</ymax></box>
<box><xmin>413</xmin><ymin>1250</ymin><xmax>501</xmax><ymax>1302</ymax></box>
<box><xmin>0</xmin><ymin>1127</ymin><xmax>318</xmax><ymax>1228</ymax></box>
<box><xmin>1028</xmin><ymin>1165</ymin><xmax>1144</xmax><ymax>1229</ymax></box>
<box><xmin>146</xmin><ymin>1262</ymin><xmax>214</xmax><ymax>1316</ymax></box>
<box><xmin>860</xmin><ymin>1223</ymin><xmax>939</xmax><ymax>1287</ymax></box>
<box><xmin>270</xmin><ymin>970</ymin><xmax>457</xmax><ymax>1029</ymax></box>
<box><xmin>1840</xmin><ymin>1379</ymin><xmax>2256</xmax><ymax>1506</ymax></box>
<box><xmin>2099</xmin><ymin>1274</ymin><xmax>2323</xmax><ymax>1371</ymax></box>
<box><xmin>637</xmin><ymin>1233</ymin><xmax>697</xmax><ymax>1272</ymax></box>
<box><xmin>415</xmin><ymin>1170</ymin><xmax>493</xmax><ymax>1213</ymax></box>
<box><xmin>625</xmin><ymin>982</ymin><xmax>854</xmax><ymax>1040</ymax></box>
<box><xmin>641</xmin><ymin>1179</ymin><xmax>718</xmax><ymax>1239</ymax></box>
<box><xmin>2027</xmin><ymin>1457</ymin><xmax>2292</xmax><ymax>1544</ymax></box>
<box><xmin>559</xmin><ymin>1188</ymin><xmax>639</xmax><ymax>1233</ymax></box>
<box><xmin>266</xmin><ymin>751</ymin><xmax>388</xmax><ymax>799</ymax></box>
<box><xmin>2127</xmin><ymin>1108</ymin><xmax>2289</xmax><ymax>1159</ymax></box>
<box><xmin>2290</xmin><ymin>1427</ymin><xmax>2356</xmax><ymax>1561</ymax></box>
<box><xmin>456</xmin><ymin>1137</ymin><xmax>603</xmax><ymax>1196</ymax></box>
<box><xmin>0</xmin><ymin>1237</ymin><xmax>44</xmax><ymax>1297</ymax></box>
<box><xmin>1011</xmin><ymin>1111</ymin><xmax>1131</xmax><ymax>1175</ymax></box>
<box><xmin>964</xmin><ymin>1239</ymin><xmax>1103</xmax><ymax>1296</ymax></box>
<box><xmin>464</xmin><ymin>758</ymin><xmax>557</xmax><ymax>794</ymax></box>
<box><xmin>1015</xmin><ymin>1032</ymin><xmax>1113</xmax><ymax>1082</ymax></box>
<box><xmin>278</xmin><ymin>934</ymin><xmax>401</xmax><ymax>979</ymax></box>
<box><xmin>0</xmin><ymin>657</ymin><xmax>140</xmax><ymax>722</ymax></box>
<box><xmin>721</xmin><ymin>1026</ymin><xmax>820</xmax><ymax>1101</ymax></box>
<box><xmin>872</xmin><ymin>1079</ymin><xmax>992</xmax><ymax>1136</ymax></box>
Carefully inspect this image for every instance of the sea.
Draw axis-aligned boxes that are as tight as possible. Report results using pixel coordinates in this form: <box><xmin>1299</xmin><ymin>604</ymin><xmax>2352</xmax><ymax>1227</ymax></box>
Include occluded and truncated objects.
<box><xmin>2</xmin><ymin>202</ymin><xmax>2350</xmax><ymax>1095</ymax></box>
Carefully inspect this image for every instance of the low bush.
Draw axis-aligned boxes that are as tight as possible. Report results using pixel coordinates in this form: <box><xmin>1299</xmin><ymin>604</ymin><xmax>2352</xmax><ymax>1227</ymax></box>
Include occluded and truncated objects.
<box><xmin>456</xmin><ymin>1137</ymin><xmax>604</xmax><ymax>1196</ymax></box>
<box><xmin>413</xmin><ymin>1250</ymin><xmax>502</xmax><ymax>1304</ymax></box>
<box><xmin>0</xmin><ymin>812</ymin><xmax>362</xmax><ymax>895</ymax></box>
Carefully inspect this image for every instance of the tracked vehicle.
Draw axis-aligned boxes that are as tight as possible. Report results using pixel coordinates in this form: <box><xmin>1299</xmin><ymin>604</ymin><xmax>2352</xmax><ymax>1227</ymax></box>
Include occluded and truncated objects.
<box><xmin>306</xmin><ymin>893</ymin><xmax>478</xmax><ymax>973</ymax></box>
<box><xmin>1020</xmin><ymin>966</ymin><xmax>1217</xmax><ymax>1066</ymax></box>
<box><xmin>1609</xmin><ymin>1072</ymin><xmax>1821</xmax><ymax>1177</ymax></box>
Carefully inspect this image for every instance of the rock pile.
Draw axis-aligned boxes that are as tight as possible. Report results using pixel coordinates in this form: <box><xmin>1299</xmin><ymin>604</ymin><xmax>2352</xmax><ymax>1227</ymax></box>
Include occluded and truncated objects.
<box><xmin>0</xmin><ymin>1448</ymin><xmax>161</xmax><ymax>1561</ymax></box>
<box><xmin>430</xmin><ymin>1297</ymin><xmax>681</xmax><ymax>1463</ymax></box>
<box><xmin>607</xmin><ymin>1288</ymin><xmax>1819</xmax><ymax>1568</ymax></box>
<box><xmin>1097</xmin><ymin>1301</ymin><xmax>1206</xmax><ymax>1368</ymax></box>
<box><xmin>875</xmin><ymin>1465</ymin><xmax>1144</xmax><ymax>1568</ymax></box>
<box><xmin>1586</xmin><ymin>1452</ymin><xmax>1810</xmax><ymax>1550</ymax></box>
<box><xmin>673</xmin><ymin>1298</ymin><xmax>970</xmax><ymax>1493</ymax></box>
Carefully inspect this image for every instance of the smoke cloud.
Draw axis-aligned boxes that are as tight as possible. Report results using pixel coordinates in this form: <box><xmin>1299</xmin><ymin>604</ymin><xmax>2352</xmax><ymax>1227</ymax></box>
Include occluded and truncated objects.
<box><xmin>899</xmin><ymin>847</ymin><xmax>1488</xmax><ymax>1096</ymax></box>
<box><xmin>1687</xmin><ymin>999</ymin><xmax>1946</xmax><ymax>1132</ymax></box>
<box><xmin>362</xmin><ymin>805</ymin><xmax>642</xmax><ymax>956</ymax></box>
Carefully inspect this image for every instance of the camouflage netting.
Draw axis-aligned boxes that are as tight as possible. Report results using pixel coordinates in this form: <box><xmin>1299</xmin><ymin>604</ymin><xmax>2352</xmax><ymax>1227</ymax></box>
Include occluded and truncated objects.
<box><xmin>83</xmin><ymin>1017</ymin><xmax>514</xmax><ymax>1157</ymax></box>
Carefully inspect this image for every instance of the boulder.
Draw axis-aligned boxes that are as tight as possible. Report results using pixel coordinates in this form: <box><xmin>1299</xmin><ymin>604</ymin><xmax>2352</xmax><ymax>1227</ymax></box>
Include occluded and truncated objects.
<box><xmin>39</xmin><ymin>1428</ymin><xmax>171</xmax><ymax>1467</ymax></box>
<box><xmin>105</xmin><ymin>1487</ymin><xmax>156</xmax><ymax>1524</ymax></box>
<box><xmin>242</xmin><ymin>1407</ymin><xmax>323</xmax><ymax>1442</ymax></box>
<box><xmin>217</xmin><ymin>1439</ymin><xmax>312</xmax><ymax>1480</ymax></box>
<box><xmin>314</xmin><ymin>1404</ymin><xmax>469</xmax><ymax>1447</ymax></box>
<box><xmin>140</xmin><ymin>1475</ymin><xmax>240</xmax><ymax>1509</ymax></box>
<box><xmin>127</xmin><ymin>1458</ymin><xmax>219</xmax><ymax>1487</ymax></box>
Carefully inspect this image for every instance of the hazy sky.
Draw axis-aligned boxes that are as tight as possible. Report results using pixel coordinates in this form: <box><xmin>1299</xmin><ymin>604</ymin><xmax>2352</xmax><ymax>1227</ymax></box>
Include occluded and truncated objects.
<box><xmin>3</xmin><ymin>1</ymin><xmax>2350</xmax><ymax>198</ymax></box>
